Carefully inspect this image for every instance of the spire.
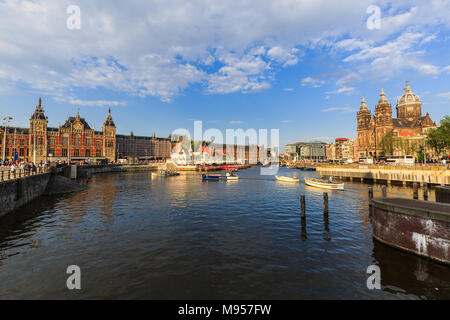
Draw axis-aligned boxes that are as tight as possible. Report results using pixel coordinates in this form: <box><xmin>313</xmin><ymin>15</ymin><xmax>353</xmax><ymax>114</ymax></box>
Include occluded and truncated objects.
<box><xmin>378</xmin><ymin>87</ymin><xmax>388</xmax><ymax>104</ymax></box>
<box><xmin>359</xmin><ymin>96</ymin><xmax>369</xmax><ymax>112</ymax></box>
<box><xmin>103</xmin><ymin>108</ymin><xmax>115</xmax><ymax>127</ymax></box>
<box><xmin>31</xmin><ymin>97</ymin><xmax>47</xmax><ymax>120</ymax></box>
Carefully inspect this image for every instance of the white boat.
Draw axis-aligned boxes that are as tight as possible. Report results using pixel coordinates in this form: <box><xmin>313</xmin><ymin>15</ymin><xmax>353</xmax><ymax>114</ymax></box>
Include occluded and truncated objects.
<box><xmin>202</xmin><ymin>173</ymin><xmax>239</xmax><ymax>181</ymax></box>
<box><xmin>304</xmin><ymin>178</ymin><xmax>344</xmax><ymax>190</ymax></box>
<box><xmin>275</xmin><ymin>175</ymin><xmax>300</xmax><ymax>183</ymax></box>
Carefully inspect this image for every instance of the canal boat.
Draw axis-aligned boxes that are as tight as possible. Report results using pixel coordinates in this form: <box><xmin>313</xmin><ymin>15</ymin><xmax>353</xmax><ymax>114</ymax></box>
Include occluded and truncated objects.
<box><xmin>275</xmin><ymin>175</ymin><xmax>300</xmax><ymax>183</ymax></box>
<box><xmin>202</xmin><ymin>173</ymin><xmax>239</xmax><ymax>181</ymax></box>
<box><xmin>304</xmin><ymin>178</ymin><xmax>344</xmax><ymax>190</ymax></box>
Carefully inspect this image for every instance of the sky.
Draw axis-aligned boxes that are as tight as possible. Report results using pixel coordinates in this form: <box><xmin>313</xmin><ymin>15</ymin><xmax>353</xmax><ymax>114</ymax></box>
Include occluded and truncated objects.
<box><xmin>0</xmin><ymin>0</ymin><xmax>449</xmax><ymax>151</ymax></box>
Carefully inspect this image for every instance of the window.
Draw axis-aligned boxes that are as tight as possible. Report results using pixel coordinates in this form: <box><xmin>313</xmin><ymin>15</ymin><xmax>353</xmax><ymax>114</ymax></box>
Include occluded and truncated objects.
<box><xmin>86</xmin><ymin>137</ymin><xmax>91</xmax><ymax>146</ymax></box>
<box><xmin>62</xmin><ymin>149</ymin><xmax>67</xmax><ymax>157</ymax></box>
<box><xmin>85</xmin><ymin>149</ymin><xmax>91</xmax><ymax>157</ymax></box>
<box><xmin>48</xmin><ymin>149</ymin><xmax>55</xmax><ymax>156</ymax></box>
<box><xmin>20</xmin><ymin>148</ymin><xmax>25</xmax><ymax>157</ymax></box>
<box><xmin>96</xmin><ymin>149</ymin><xmax>101</xmax><ymax>157</ymax></box>
<box><xmin>74</xmin><ymin>135</ymin><xmax>80</xmax><ymax>146</ymax></box>
<box><xmin>20</xmin><ymin>139</ymin><xmax>24</xmax><ymax>145</ymax></box>
<box><xmin>96</xmin><ymin>140</ymin><xmax>102</xmax><ymax>147</ymax></box>
<box><xmin>49</xmin><ymin>138</ymin><xmax>55</xmax><ymax>146</ymax></box>
<box><xmin>74</xmin><ymin>149</ymin><xmax>79</xmax><ymax>157</ymax></box>
<box><xmin>62</xmin><ymin>136</ymin><xmax>68</xmax><ymax>146</ymax></box>
<box><xmin>37</xmin><ymin>138</ymin><xmax>43</xmax><ymax>145</ymax></box>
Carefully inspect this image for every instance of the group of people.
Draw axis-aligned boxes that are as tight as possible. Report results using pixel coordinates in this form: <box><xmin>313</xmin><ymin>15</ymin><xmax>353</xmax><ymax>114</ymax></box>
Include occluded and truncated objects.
<box><xmin>1</xmin><ymin>160</ymin><xmax>50</xmax><ymax>175</ymax></box>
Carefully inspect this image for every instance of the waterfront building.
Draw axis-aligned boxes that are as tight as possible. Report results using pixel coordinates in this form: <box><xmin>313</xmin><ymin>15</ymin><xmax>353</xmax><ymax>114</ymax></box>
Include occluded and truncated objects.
<box><xmin>357</xmin><ymin>82</ymin><xmax>436</xmax><ymax>158</ymax></box>
<box><xmin>116</xmin><ymin>132</ymin><xmax>172</xmax><ymax>161</ymax></box>
<box><xmin>325</xmin><ymin>138</ymin><xmax>358</xmax><ymax>162</ymax></box>
<box><xmin>283</xmin><ymin>141</ymin><xmax>327</xmax><ymax>161</ymax></box>
<box><xmin>0</xmin><ymin>98</ymin><xmax>116</xmax><ymax>163</ymax></box>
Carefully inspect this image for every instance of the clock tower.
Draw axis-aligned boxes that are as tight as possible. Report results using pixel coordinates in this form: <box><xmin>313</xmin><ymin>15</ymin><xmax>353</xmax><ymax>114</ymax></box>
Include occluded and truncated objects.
<box><xmin>30</xmin><ymin>97</ymin><xmax>48</xmax><ymax>163</ymax></box>
<box><xmin>102</xmin><ymin>108</ymin><xmax>116</xmax><ymax>162</ymax></box>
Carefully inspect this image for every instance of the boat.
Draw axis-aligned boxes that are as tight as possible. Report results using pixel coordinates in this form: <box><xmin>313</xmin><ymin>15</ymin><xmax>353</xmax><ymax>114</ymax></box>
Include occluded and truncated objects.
<box><xmin>152</xmin><ymin>170</ymin><xmax>180</xmax><ymax>177</ymax></box>
<box><xmin>304</xmin><ymin>178</ymin><xmax>344</xmax><ymax>190</ymax></box>
<box><xmin>275</xmin><ymin>175</ymin><xmax>300</xmax><ymax>183</ymax></box>
<box><xmin>202</xmin><ymin>173</ymin><xmax>239</xmax><ymax>181</ymax></box>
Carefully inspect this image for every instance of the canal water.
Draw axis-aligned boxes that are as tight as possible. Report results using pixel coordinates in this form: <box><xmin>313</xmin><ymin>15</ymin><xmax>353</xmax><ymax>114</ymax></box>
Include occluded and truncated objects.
<box><xmin>0</xmin><ymin>167</ymin><xmax>448</xmax><ymax>299</ymax></box>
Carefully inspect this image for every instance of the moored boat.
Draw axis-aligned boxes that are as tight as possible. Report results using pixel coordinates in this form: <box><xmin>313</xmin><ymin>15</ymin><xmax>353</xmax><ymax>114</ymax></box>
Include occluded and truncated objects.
<box><xmin>304</xmin><ymin>178</ymin><xmax>344</xmax><ymax>190</ymax></box>
<box><xmin>275</xmin><ymin>175</ymin><xmax>300</xmax><ymax>183</ymax></box>
<box><xmin>202</xmin><ymin>173</ymin><xmax>239</xmax><ymax>181</ymax></box>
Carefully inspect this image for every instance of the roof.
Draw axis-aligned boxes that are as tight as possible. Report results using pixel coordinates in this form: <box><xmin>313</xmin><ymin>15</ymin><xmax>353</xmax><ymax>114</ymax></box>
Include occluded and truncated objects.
<box><xmin>62</xmin><ymin>116</ymin><xmax>91</xmax><ymax>129</ymax></box>
<box><xmin>393</xmin><ymin>115</ymin><xmax>435</xmax><ymax>129</ymax></box>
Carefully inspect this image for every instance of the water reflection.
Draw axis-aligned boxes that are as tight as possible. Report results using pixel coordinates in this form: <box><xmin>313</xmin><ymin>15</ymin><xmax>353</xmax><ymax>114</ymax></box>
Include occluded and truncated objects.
<box><xmin>0</xmin><ymin>167</ymin><xmax>447</xmax><ymax>299</ymax></box>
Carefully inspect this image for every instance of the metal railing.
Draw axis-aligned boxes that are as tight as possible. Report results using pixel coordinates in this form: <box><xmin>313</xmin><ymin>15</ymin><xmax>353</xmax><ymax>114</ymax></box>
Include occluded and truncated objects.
<box><xmin>0</xmin><ymin>166</ymin><xmax>50</xmax><ymax>182</ymax></box>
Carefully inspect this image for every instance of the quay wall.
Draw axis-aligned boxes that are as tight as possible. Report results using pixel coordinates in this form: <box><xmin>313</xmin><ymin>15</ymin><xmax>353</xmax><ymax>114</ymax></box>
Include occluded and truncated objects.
<box><xmin>0</xmin><ymin>173</ymin><xmax>51</xmax><ymax>218</ymax></box>
<box><xmin>75</xmin><ymin>164</ymin><xmax>159</xmax><ymax>178</ymax></box>
<box><xmin>317</xmin><ymin>166</ymin><xmax>449</xmax><ymax>186</ymax></box>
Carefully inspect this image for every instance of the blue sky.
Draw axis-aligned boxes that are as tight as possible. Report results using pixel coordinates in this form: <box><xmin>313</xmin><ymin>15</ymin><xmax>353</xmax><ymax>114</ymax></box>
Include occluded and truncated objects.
<box><xmin>0</xmin><ymin>0</ymin><xmax>449</xmax><ymax>150</ymax></box>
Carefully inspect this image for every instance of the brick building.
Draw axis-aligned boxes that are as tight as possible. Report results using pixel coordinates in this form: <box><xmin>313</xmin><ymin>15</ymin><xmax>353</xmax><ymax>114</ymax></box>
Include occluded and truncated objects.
<box><xmin>357</xmin><ymin>82</ymin><xmax>436</xmax><ymax>158</ymax></box>
<box><xmin>116</xmin><ymin>132</ymin><xmax>172</xmax><ymax>160</ymax></box>
<box><xmin>0</xmin><ymin>98</ymin><xmax>116</xmax><ymax>163</ymax></box>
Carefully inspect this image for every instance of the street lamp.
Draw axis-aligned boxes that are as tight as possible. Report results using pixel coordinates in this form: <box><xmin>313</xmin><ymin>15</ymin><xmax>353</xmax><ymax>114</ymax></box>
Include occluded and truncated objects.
<box><xmin>3</xmin><ymin>116</ymin><xmax>13</xmax><ymax>162</ymax></box>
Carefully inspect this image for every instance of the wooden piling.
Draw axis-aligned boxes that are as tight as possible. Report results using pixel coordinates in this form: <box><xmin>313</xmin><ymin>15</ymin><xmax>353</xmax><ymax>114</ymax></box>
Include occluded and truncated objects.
<box><xmin>368</xmin><ymin>186</ymin><xmax>373</xmax><ymax>201</ymax></box>
<box><xmin>413</xmin><ymin>182</ymin><xmax>419</xmax><ymax>200</ymax></box>
<box><xmin>301</xmin><ymin>195</ymin><xmax>306</xmax><ymax>219</ymax></box>
<box><xmin>423</xmin><ymin>182</ymin><xmax>428</xmax><ymax>201</ymax></box>
<box><xmin>323</xmin><ymin>192</ymin><xmax>328</xmax><ymax>215</ymax></box>
<box><xmin>381</xmin><ymin>185</ymin><xmax>387</xmax><ymax>198</ymax></box>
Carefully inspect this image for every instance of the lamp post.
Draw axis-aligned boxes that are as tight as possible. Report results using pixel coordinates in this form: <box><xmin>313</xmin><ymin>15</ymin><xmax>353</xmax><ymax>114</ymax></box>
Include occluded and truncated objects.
<box><xmin>3</xmin><ymin>116</ymin><xmax>13</xmax><ymax>162</ymax></box>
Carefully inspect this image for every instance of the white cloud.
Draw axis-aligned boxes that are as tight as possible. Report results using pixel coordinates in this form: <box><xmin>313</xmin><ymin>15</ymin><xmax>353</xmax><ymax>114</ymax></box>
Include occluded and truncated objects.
<box><xmin>322</xmin><ymin>106</ymin><xmax>357</xmax><ymax>113</ymax></box>
<box><xmin>53</xmin><ymin>96</ymin><xmax>126</xmax><ymax>107</ymax></box>
<box><xmin>437</xmin><ymin>92</ymin><xmax>450</xmax><ymax>99</ymax></box>
<box><xmin>301</xmin><ymin>77</ymin><xmax>324</xmax><ymax>88</ymax></box>
<box><xmin>0</xmin><ymin>0</ymin><xmax>449</xmax><ymax>102</ymax></box>
<box><xmin>281</xmin><ymin>120</ymin><xmax>293</xmax><ymax>123</ymax></box>
<box><xmin>229</xmin><ymin>120</ymin><xmax>243</xmax><ymax>124</ymax></box>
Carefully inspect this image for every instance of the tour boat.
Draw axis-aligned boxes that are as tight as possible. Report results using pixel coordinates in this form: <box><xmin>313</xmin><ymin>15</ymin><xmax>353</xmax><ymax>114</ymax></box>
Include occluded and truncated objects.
<box><xmin>304</xmin><ymin>178</ymin><xmax>344</xmax><ymax>190</ymax></box>
<box><xmin>275</xmin><ymin>175</ymin><xmax>300</xmax><ymax>183</ymax></box>
<box><xmin>202</xmin><ymin>173</ymin><xmax>239</xmax><ymax>181</ymax></box>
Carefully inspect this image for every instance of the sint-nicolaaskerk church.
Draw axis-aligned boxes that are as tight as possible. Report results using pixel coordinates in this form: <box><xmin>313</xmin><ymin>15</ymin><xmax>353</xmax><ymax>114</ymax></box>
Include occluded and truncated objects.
<box><xmin>357</xmin><ymin>82</ymin><xmax>436</xmax><ymax>158</ymax></box>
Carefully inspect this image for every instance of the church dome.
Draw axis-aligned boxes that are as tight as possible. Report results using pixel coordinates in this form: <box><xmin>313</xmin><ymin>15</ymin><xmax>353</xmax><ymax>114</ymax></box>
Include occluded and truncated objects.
<box><xmin>398</xmin><ymin>82</ymin><xmax>421</xmax><ymax>105</ymax></box>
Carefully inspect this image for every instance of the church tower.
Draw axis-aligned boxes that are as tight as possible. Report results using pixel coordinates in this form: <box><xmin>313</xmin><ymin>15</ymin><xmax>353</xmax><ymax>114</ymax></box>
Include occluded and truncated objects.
<box><xmin>357</xmin><ymin>97</ymin><xmax>371</xmax><ymax>156</ymax></box>
<box><xmin>102</xmin><ymin>108</ymin><xmax>116</xmax><ymax>162</ymax></box>
<box><xmin>375</xmin><ymin>88</ymin><xmax>393</xmax><ymax>127</ymax></box>
<box><xmin>396</xmin><ymin>81</ymin><xmax>422</xmax><ymax>120</ymax></box>
<box><xmin>30</xmin><ymin>97</ymin><xmax>48</xmax><ymax>162</ymax></box>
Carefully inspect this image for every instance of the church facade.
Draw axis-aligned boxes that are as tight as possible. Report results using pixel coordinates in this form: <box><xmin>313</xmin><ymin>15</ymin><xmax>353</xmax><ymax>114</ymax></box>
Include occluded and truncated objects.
<box><xmin>357</xmin><ymin>82</ymin><xmax>436</xmax><ymax>158</ymax></box>
<box><xmin>0</xmin><ymin>98</ymin><xmax>116</xmax><ymax>163</ymax></box>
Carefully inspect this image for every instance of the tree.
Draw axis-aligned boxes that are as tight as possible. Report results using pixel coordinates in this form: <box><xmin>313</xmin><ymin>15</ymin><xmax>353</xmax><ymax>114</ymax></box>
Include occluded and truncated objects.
<box><xmin>426</xmin><ymin>115</ymin><xmax>450</xmax><ymax>158</ymax></box>
<box><xmin>380</xmin><ymin>132</ymin><xmax>395</xmax><ymax>156</ymax></box>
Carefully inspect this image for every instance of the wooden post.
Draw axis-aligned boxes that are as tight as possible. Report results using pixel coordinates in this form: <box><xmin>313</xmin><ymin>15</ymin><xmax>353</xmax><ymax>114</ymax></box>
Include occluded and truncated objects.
<box><xmin>413</xmin><ymin>182</ymin><xmax>419</xmax><ymax>200</ymax></box>
<box><xmin>301</xmin><ymin>195</ymin><xmax>306</xmax><ymax>219</ymax></box>
<box><xmin>381</xmin><ymin>185</ymin><xmax>387</xmax><ymax>198</ymax></box>
<box><xmin>423</xmin><ymin>182</ymin><xmax>428</xmax><ymax>201</ymax></box>
<box><xmin>368</xmin><ymin>186</ymin><xmax>373</xmax><ymax>200</ymax></box>
<box><xmin>323</xmin><ymin>192</ymin><xmax>328</xmax><ymax>215</ymax></box>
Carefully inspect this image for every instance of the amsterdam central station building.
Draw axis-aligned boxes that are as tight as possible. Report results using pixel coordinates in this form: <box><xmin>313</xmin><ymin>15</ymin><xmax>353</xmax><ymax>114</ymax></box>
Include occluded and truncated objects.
<box><xmin>0</xmin><ymin>98</ymin><xmax>172</xmax><ymax>163</ymax></box>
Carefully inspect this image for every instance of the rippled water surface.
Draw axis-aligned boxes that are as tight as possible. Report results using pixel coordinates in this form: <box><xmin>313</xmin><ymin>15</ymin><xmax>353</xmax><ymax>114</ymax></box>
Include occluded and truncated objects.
<box><xmin>0</xmin><ymin>167</ymin><xmax>448</xmax><ymax>299</ymax></box>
